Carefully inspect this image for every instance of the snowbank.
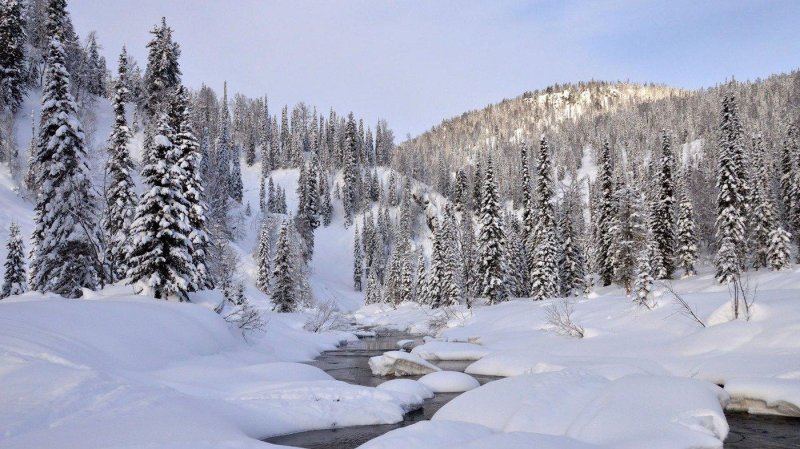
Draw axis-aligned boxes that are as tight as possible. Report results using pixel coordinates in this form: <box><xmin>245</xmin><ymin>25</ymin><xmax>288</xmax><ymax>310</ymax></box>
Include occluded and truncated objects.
<box><xmin>0</xmin><ymin>292</ymin><xmax>419</xmax><ymax>449</ymax></box>
<box><xmin>411</xmin><ymin>340</ymin><xmax>490</xmax><ymax>361</ymax></box>
<box><xmin>377</xmin><ymin>379</ymin><xmax>435</xmax><ymax>401</ymax></box>
<box><xmin>363</xmin><ymin>370</ymin><xmax>729</xmax><ymax>449</ymax></box>
<box><xmin>418</xmin><ymin>371</ymin><xmax>480</xmax><ymax>393</ymax></box>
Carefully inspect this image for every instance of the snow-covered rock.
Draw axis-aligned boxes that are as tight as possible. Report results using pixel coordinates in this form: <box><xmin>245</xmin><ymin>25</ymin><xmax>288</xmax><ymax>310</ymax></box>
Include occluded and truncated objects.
<box><xmin>363</xmin><ymin>370</ymin><xmax>730</xmax><ymax>449</ymax></box>
<box><xmin>377</xmin><ymin>379</ymin><xmax>434</xmax><ymax>401</ymax></box>
<box><xmin>725</xmin><ymin>378</ymin><xmax>800</xmax><ymax>416</ymax></box>
<box><xmin>418</xmin><ymin>371</ymin><xmax>480</xmax><ymax>393</ymax></box>
<box><xmin>397</xmin><ymin>339</ymin><xmax>416</xmax><ymax>351</ymax></box>
<box><xmin>369</xmin><ymin>351</ymin><xmax>442</xmax><ymax>376</ymax></box>
<box><xmin>411</xmin><ymin>341</ymin><xmax>490</xmax><ymax>361</ymax></box>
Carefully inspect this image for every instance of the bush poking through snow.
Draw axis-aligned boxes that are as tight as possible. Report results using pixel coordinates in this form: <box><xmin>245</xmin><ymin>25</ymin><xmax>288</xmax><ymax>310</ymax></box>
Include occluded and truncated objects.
<box><xmin>661</xmin><ymin>281</ymin><xmax>706</xmax><ymax>327</ymax></box>
<box><xmin>304</xmin><ymin>297</ymin><xmax>349</xmax><ymax>333</ymax></box>
<box><xmin>545</xmin><ymin>298</ymin><xmax>584</xmax><ymax>338</ymax></box>
<box><xmin>224</xmin><ymin>297</ymin><xmax>266</xmax><ymax>337</ymax></box>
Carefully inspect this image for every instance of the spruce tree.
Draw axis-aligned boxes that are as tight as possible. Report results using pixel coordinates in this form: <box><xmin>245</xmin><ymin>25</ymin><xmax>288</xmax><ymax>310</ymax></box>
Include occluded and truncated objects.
<box><xmin>353</xmin><ymin>226</ymin><xmax>363</xmax><ymax>291</ymax></box>
<box><xmin>171</xmin><ymin>86</ymin><xmax>212</xmax><ymax>290</ymax></box>
<box><xmin>675</xmin><ymin>174</ymin><xmax>698</xmax><ymax>277</ymax></box>
<box><xmin>256</xmin><ymin>220</ymin><xmax>271</xmax><ymax>293</ymax></box>
<box><xmin>30</xmin><ymin>35</ymin><xmax>101</xmax><ymax>298</ymax></box>
<box><xmin>653</xmin><ymin>130</ymin><xmax>675</xmax><ymax>278</ymax></box>
<box><xmin>714</xmin><ymin>95</ymin><xmax>746</xmax><ymax>283</ymax></box>
<box><xmin>0</xmin><ymin>0</ymin><xmax>27</xmax><ymax>112</ymax></box>
<box><xmin>414</xmin><ymin>250</ymin><xmax>427</xmax><ymax>304</ymax></box>
<box><xmin>271</xmin><ymin>221</ymin><xmax>296</xmax><ymax>312</ymax></box>
<box><xmin>767</xmin><ymin>227</ymin><xmax>792</xmax><ymax>271</ymax></box>
<box><xmin>597</xmin><ymin>139</ymin><xmax>615</xmax><ymax>286</ymax></box>
<box><xmin>230</xmin><ymin>144</ymin><xmax>244</xmax><ymax>202</ymax></box>
<box><xmin>103</xmin><ymin>50</ymin><xmax>137</xmax><ymax>282</ymax></box>
<box><xmin>558</xmin><ymin>203</ymin><xmax>585</xmax><ymax>297</ymax></box>
<box><xmin>126</xmin><ymin>115</ymin><xmax>194</xmax><ymax>301</ymax></box>
<box><xmin>633</xmin><ymin>248</ymin><xmax>654</xmax><ymax>308</ymax></box>
<box><xmin>343</xmin><ymin>113</ymin><xmax>359</xmax><ymax>227</ymax></box>
<box><xmin>143</xmin><ymin>17</ymin><xmax>181</xmax><ymax>118</ymax></box>
<box><xmin>750</xmin><ymin>134</ymin><xmax>778</xmax><ymax>270</ymax></box>
<box><xmin>608</xmin><ymin>184</ymin><xmax>646</xmax><ymax>293</ymax></box>
<box><xmin>779</xmin><ymin>125</ymin><xmax>798</xmax><ymax>227</ymax></box>
<box><xmin>477</xmin><ymin>159</ymin><xmax>507</xmax><ymax>304</ymax></box>
<box><xmin>529</xmin><ymin>136</ymin><xmax>558</xmax><ymax>300</ymax></box>
<box><xmin>2</xmin><ymin>222</ymin><xmax>26</xmax><ymax>298</ymax></box>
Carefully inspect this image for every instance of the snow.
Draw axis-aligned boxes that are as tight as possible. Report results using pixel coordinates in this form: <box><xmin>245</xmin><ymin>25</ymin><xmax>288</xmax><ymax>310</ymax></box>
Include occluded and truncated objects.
<box><xmin>418</xmin><ymin>371</ymin><xmax>480</xmax><ymax>393</ymax></box>
<box><xmin>411</xmin><ymin>341</ymin><xmax>490</xmax><ymax>361</ymax></box>
<box><xmin>363</xmin><ymin>369</ymin><xmax>729</xmax><ymax>449</ymax></box>
<box><xmin>369</xmin><ymin>350</ymin><xmax>442</xmax><ymax>376</ymax></box>
<box><xmin>377</xmin><ymin>379</ymin><xmax>435</xmax><ymax>400</ymax></box>
<box><xmin>0</xmin><ymin>291</ymin><xmax>419</xmax><ymax>449</ymax></box>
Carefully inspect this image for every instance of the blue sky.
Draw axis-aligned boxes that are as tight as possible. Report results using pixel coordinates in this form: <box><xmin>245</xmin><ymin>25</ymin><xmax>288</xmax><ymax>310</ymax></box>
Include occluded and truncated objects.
<box><xmin>69</xmin><ymin>0</ymin><xmax>800</xmax><ymax>139</ymax></box>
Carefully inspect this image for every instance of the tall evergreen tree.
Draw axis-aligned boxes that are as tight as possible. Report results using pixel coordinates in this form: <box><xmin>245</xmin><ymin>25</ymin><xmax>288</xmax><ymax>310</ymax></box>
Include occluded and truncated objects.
<box><xmin>477</xmin><ymin>159</ymin><xmax>507</xmax><ymax>304</ymax></box>
<box><xmin>256</xmin><ymin>220</ymin><xmax>271</xmax><ymax>293</ymax></box>
<box><xmin>171</xmin><ymin>85</ymin><xmax>212</xmax><ymax>290</ymax></box>
<box><xmin>353</xmin><ymin>226</ymin><xmax>363</xmax><ymax>291</ymax></box>
<box><xmin>126</xmin><ymin>115</ymin><xmax>194</xmax><ymax>301</ymax></box>
<box><xmin>529</xmin><ymin>136</ymin><xmax>558</xmax><ymax>300</ymax></box>
<box><xmin>342</xmin><ymin>113</ymin><xmax>359</xmax><ymax>227</ymax></box>
<box><xmin>714</xmin><ymin>95</ymin><xmax>747</xmax><ymax>283</ymax></box>
<box><xmin>633</xmin><ymin>248</ymin><xmax>654</xmax><ymax>309</ymax></box>
<box><xmin>2</xmin><ymin>222</ymin><xmax>26</xmax><ymax>298</ymax></box>
<box><xmin>271</xmin><ymin>222</ymin><xmax>297</xmax><ymax>312</ymax></box>
<box><xmin>597</xmin><ymin>139</ymin><xmax>615</xmax><ymax>286</ymax></box>
<box><xmin>103</xmin><ymin>50</ymin><xmax>137</xmax><ymax>281</ymax></box>
<box><xmin>675</xmin><ymin>173</ymin><xmax>698</xmax><ymax>277</ymax></box>
<box><xmin>558</xmin><ymin>201</ymin><xmax>585</xmax><ymax>297</ymax></box>
<box><xmin>30</xmin><ymin>35</ymin><xmax>101</xmax><ymax>298</ymax></box>
<box><xmin>653</xmin><ymin>130</ymin><xmax>675</xmax><ymax>278</ymax></box>
<box><xmin>767</xmin><ymin>227</ymin><xmax>792</xmax><ymax>271</ymax></box>
<box><xmin>0</xmin><ymin>0</ymin><xmax>27</xmax><ymax>112</ymax></box>
<box><xmin>143</xmin><ymin>17</ymin><xmax>181</xmax><ymax>118</ymax></box>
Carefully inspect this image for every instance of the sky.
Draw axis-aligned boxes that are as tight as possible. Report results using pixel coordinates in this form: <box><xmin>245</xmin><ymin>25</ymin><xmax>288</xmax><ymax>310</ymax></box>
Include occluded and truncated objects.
<box><xmin>68</xmin><ymin>0</ymin><xmax>800</xmax><ymax>140</ymax></box>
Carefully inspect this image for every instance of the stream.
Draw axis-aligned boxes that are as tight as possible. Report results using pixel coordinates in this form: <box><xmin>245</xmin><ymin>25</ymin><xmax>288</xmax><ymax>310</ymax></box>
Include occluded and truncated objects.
<box><xmin>266</xmin><ymin>331</ymin><xmax>800</xmax><ymax>449</ymax></box>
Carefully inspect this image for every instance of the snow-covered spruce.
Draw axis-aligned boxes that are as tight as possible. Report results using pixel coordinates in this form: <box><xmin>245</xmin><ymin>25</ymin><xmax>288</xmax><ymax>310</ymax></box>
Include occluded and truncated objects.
<box><xmin>29</xmin><ymin>36</ymin><xmax>102</xmax><ymax>298</ymax></box>
<box><xmin>2</xmin><ymin>221</ymin><xmax>26</xmax><ymax>298</ymax></box>
<box><xmin>476</xmin><ymin>159</ymin><xmax>507</xmax><ymax>304</ymax></box>
<box><xmin>126</xmin><ymin>115</ymin><xmax>195</xmax><ymax>301</ymax></box>
<box><xmin>103</xmin><ymin>49</ymin><xmax>138</xmax><ymax>282</ymax></box>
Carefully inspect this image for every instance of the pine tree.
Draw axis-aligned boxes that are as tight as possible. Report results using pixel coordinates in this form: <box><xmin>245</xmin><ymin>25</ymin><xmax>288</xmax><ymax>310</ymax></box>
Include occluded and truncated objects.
<box><xmin>259</xmin><ymin>175</ymin><xmax>266</xmax><ymax>212</ymax></box>
<box><xmin>271</xmin><ymin>222</ymin><xmax>296</xmax><ymax>312</ymax></box>
<box><xmin>143</xmin><ymin>17</ymin><xmax>181</xmax><ymax>118</ymax></box>
<box><xmin>30</xmin><ymin>35</ymin><xmax>101</xmax><ymax>298</ymax></box>
<box><xmin>779</xmin><ymin>125</ymin><xmax>798</xmax><ymax>227</ymax></box>
<box><xmin>353</xmin><ymin>226</ymin><xmax>363</xmax><ymax>291</ymax></box>
<box><xmin>343</xmin><ymin>113</ymin><xmax>359</xmax><ymax>227</ymax></box>
<box><xmin>82</xmin><ymin>31</ymin><xmax>106</xmax><ymax>96</ymax></box>
<box><xmin>230</xmin><ymin>144</ymin><xmax>244</xmax><ymax>202</ymax></box>
<box><xmin>558</xmin><ymin>204</ymin><xmax>585</xmax><ymax>297</ymax></box>
<box><xmin>256</xmin><ymin>220</ymin><xmax>271</xmax><ymax>293</ymax></box>
<box><xmin>320</xmin><ymin>175</ymin><xmax>333</xmax><ymax>226</ymax></box>
<box><xmin>767</xmin><ymin>227</ymin><xmax>792</xmax><ymax>271</ymax></box>
<box><xmin>750</xmin><ymin>134</ymin><xmax>778</xmax><ymax>270</ymax></box>
<box><xmin>1</xmin><ymin>222</ymin><xmax>26</xmax><ymax>298</ymax></box>
<box><xmin>430</xmin><ymin>219</ymin><xmax>459</xmax><ymax>307</ymax></box>
<box><xmin>103</xmin><ymin>50</ymin><xmax>137</xmax><ymax>282</ymax></box>
<box><xmin>608</xmin><ymin>184</ymin><xmax>646</xmax><ymax>293</ymax></box>
<box><xmin>675</xmin><ymin>174</ymin><xmax>698</xmax><ymax>277</ymax></box>
<box><xmin>520</xmin><ymin>142</ymin><xmax>535</xmax><ymax>259</ymax></box>
<box><xmin>126</xmin><ymin>115</ymin><xmax>194</xmax><ymax>301</ymax></box>
<box><xmin>633</xmin><ymin>248</ymin><xmax>654</xmax><ymax>308</ymax></box>
<box><xmin>477</xmin><ymin>159</ymin><xmax>507</xmax><ymax>304</ymax></box>
<box><xmin>414</xmin><ymin>250</ymin><xmax>427</xmax><ymax>304</ymax></box>
<box><xmin>364</xmin><ymin>268</ymin><xmax>382</xmax><ymax>305</ymax></box>
<box><xmin>715</xmin><ymin>95</ymin><xmax>747</xmax><ymax>283</ymax></box>
<box><xmin>597</xmin><ymin>139</ymin><xmax>615</xmax><ymax>286</ymax></box>
<box><xmin>171</xmin><ymin>86</ymin><xmax>212</xmax><ymax>290</ymax></box>
<box><xmin>529</xmin><ymin>136</ymin><xmax>558</xmax><ymax>300</ymax></box>
<box><xmin>653</xmin><ymin>130</ymin><xmax>675</xmax><ymax>278</ymax></box>
<box><xmin>0</xmin><ymin>0</ymin><xmax>27</xmax><ymax>112</ymax></box>
<box><xmin>504</xmin><ymin>217</ymin><xmax>529</xmax><ymax>297</ymax></box>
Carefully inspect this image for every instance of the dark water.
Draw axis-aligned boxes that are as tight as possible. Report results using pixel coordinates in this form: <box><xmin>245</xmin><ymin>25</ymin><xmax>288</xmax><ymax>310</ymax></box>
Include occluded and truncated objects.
<box><xmin>266</xmin><ymin>331</ymin><xmax>799</xmax><ymax>449</ymax></box>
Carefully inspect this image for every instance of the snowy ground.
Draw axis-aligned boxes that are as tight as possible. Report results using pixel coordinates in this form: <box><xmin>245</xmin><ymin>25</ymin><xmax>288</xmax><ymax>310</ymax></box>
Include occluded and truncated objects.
<box><xmin>353</xmin><ymin>266</ymin><xmax>800</xmax><ymax>448</ymax></box>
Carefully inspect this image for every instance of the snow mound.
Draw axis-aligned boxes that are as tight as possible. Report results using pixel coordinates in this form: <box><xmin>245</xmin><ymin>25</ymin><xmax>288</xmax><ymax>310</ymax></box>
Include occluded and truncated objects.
<box><xmin>366</xmin><ymin>370</ymin><xmax>731</xmax><ymax>449</ymax></box>
<box><xmin>378</xmin><ymin>379</ymin><xmax>434</xmax><ymax>401</ymax></box>
<box><xmin>418</xmin><ymin>371</ymin><xmax>480</xmax><ymax>393</ymax></box>
<box><xmin>725</xmin><ymin>378</ymin><xmax>800</xmax><ymax>416</ymax></box>
<box><xmin>397</xmin><ymin>339</ymin><xmax>416</xmax><ymax>351</ymax></box>
<box><xmin>369</xmin><ymin>351</ymin><xmax>442</xmax><ymax>376</ymax></box>
<box><xmin>411</xmin><ymin>341</ymin><xmax>490</xmax><ymax>361</ymax></box>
